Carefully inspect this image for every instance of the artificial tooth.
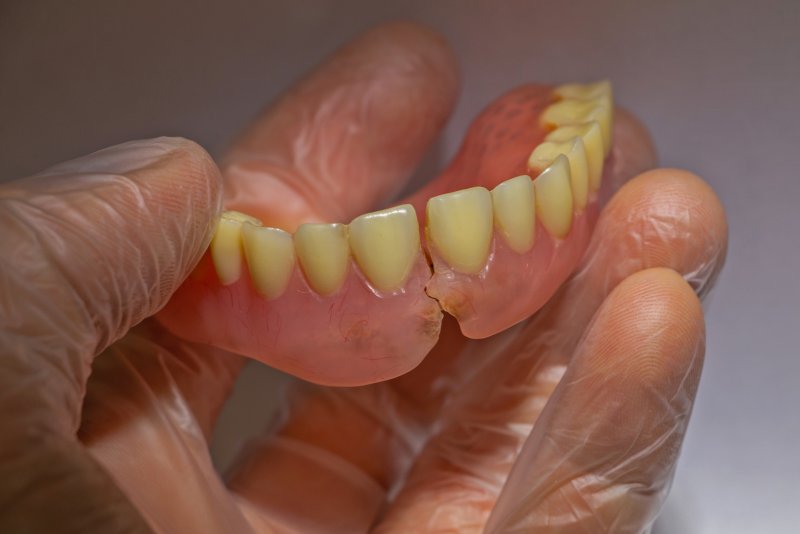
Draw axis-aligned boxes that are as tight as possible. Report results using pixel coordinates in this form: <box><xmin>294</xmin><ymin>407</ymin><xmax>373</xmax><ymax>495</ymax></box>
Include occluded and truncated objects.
<box><xmin>533</xmin><ymin>155</ymin><xmax>574</xmax><ymax>239</ymax></box>
<box><xmin>211</xmin><ymin>210</ymin><xmax>261</xmax><ymax>285</ymax></box>
<box><xmin>546</xmin><ymin>122</ymin><xmax>604</xmax><ymax>192</ymax></box>
<box><xmin>540</xmin><ymin>99</ymin><xmax>612</xmax><ymax>154</ymax></box>
<box><xmin>554</xmin><ymin>80</ymin><xmax>613</xmax><ymax>113</ymax></box>
<box><xmin>349</xmin><ymin>204</ymin><xmax>420</xmax><ymax>293</ymax></box>
<box><xmin>294</xmin><ymin>223</ymin><xmax>350</xmax><ymax>296</ymax></box>
<box><xmin>528</xmin><ymin>137</ymin><xmax>590</xmax><ymax>210</ymax></box>
<box><xmin>426</xmin><ymin>187</ymin><xmax>493</xmax><ymax>274</ymax></box>
<box><xmin>242</xmin><ymin>223</ymin><xmax>295</xmax><ymax>299</ymax></box>
<box><xmin>491</xmin><ymin>175</ymin><xmax>536</xmax><ymax>254</ymax></box>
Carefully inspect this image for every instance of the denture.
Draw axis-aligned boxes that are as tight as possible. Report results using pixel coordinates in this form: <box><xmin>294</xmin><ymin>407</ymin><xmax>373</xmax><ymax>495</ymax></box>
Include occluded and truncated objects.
<box><xmin>158</xmin><ymin>81</ymin><xmax>621</xmax><ymax>385</ymax></box>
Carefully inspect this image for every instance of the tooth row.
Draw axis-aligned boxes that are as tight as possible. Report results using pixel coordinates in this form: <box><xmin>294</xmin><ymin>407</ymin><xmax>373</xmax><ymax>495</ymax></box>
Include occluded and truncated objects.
<box><xmin>210</xmin><ymin>205</ymin><xmax>421</xmax><ymax>299</ymax></box>
<box><xmin>211</xmin><ymin>81</ymin><xmax>613</xmax><ymax>288</ymax></box>
<box><xmin>424</xmin><ymin>81</ymin><xmax>613</xmax><ymax>272</ymax></box>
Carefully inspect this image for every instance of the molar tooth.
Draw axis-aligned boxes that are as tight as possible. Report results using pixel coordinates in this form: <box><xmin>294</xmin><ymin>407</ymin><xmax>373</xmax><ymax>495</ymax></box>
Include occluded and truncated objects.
<box><xmin>546</xmin><ymin>122</ymin><xmax>604</xmax><ymax>192</ymax></box>
<box><xmin>294</xmin><ymin>223</ymin><xmax>350</xmax><ymax>296</ymax></box>
<box><xmin>491</xmin><ymin>175</ymin><xmax>536</xmax><ymax>254</ymax></box>
<box><xmin>534</xmin><ymin>155</ymin><xmax>574</xmax><ymax>239</ymax></box>
<box><xmin>528</xmin><ymin>137</ymin><xmax>590</xmax><ymax>210</ymax></box>
<box><xmin>554</xmin><ymin>80</ymin><xmax>613</xmax><ymax>112</ymax></box>
<box><xmin>242</xmin><ymin>223</ymin><xmax>295</xmax><ymax>299</ymax></box>
<box><xmin>540</xmin><ymin>99</ymin><xmax>612</xmax><ymax>155</ymax></box>
<box><xmin>426</xmin><ymin>187</ymin><xmax>493</xmax><ymax>274</ymax></box>
<box><xmin>211</xmin><ymin>210</ymin><xmax>261</xmax><ymax>285</ymax></box>
<box><xmin>349</xmin><ymin>204</ymin><xmax>420</xmax><ymax>292</ymax></box>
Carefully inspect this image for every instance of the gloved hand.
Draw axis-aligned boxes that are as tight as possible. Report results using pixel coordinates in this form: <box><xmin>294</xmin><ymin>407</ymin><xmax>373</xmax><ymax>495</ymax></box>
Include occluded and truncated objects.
<box><xmin>0</xmin><ymin>22</ymin><xmax>727</xmax><ymax>534</ymax></box>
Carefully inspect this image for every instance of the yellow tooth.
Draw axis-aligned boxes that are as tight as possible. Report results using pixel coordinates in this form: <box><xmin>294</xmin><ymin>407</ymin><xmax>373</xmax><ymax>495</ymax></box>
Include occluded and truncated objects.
<box><xmin>294</xmin><ymin>223</ymin><xmax>350</xmax><ymax>296</ymax></box>
<box><xmin>242</xmin><ymin>223</ymin><xmax>295</xmax><ymax>299</ymax></box>
<box><xmin>491</xmin><ymin>175</ymin><xmax>536</xmax><ymax>254</ymax></box>
<box><xmin>540</xmin><ymin>99</ymin><xmax>612</xmax><ymax>155</ymax></box>
<box><xmin>349</xmin><ymin>205</ymin><xmax>420</xmax><ymax>292</ymax></box>
<box><xmin>554</xmin><ymin>80</ymin><xmax>613</xmax><ymax>113</ymax></box>
<box><xmin>211</xmin><ymin>210</ymin><xmax>261</xmax><ymax>285</ymax></box>
<box><xmin>534</xmin><ymin>155</ymin><xmax>574</xmax><ymax>239</ymax></box>
<box><xmin>426</xmin><ymin>187</ymin><xmax>493</xmax><ymax>274</ymax></box>
<box><xmin>528</xmin><ymin>137</ymin><xmax>590</xmax><ymax>210</ymax></box>
<box><xmin>546</xmin><ymin>122</ymin><xmax>604</xmax><ymax>192</ymax></box>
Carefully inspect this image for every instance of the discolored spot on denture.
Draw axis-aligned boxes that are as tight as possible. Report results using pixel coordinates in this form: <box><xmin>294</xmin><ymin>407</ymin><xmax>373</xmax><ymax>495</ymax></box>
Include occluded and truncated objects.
<box><xmin>343</xmin><ymin>319</ymin><xmax>370</xmax><ymax>343</ymax></box>
<box><xmin>420</xmin><ymin>309</ymin><xmax>444</xmax><ymax>340</ymax></box>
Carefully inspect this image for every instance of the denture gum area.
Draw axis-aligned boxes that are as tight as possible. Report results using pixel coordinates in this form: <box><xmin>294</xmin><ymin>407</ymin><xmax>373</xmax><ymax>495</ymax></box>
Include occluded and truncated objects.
<box><xmin>160</xmin><ymin>81</ymin><xmax>613</xmax><ymax>385</ymax></box>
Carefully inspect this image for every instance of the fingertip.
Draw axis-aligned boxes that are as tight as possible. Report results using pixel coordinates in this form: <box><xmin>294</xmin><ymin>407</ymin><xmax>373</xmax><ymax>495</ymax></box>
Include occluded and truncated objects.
<box><xmin>593</xmin><ymin>168</ymin><xmax>728</xmax><ymax>297</ymax></box>
<box><xmin>145</xmin><ymin>136</ymin><xmax>222</xmax><ymax>208</ymax></box>
<box><xmin>592</xmin><ymin>267</ymin><xmax>705</xmax><ymax>387</ymax></box>
<box><xmin>363</xmin><ymin>20</ymin><xmax>460</xmax><ymax>95</ymax></box>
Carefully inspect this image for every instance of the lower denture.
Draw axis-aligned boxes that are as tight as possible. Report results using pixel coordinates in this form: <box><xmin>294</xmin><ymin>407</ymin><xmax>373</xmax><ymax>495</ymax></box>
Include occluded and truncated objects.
<box><xmin>158</xmin><ymin>81</ymin><xmax>618</xmax><ymax>385</ymax></box>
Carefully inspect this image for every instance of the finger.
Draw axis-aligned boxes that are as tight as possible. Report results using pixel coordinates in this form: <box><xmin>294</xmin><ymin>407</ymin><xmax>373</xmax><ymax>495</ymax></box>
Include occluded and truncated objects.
<box><xmin>0</xmin><ymin>137</ymin><xmax>220</xmax><ymax>533</ymax></box>
<box><xmin>486</xmin><ymin>268</ymin><xmax>704</xmax><ymax>533</ymax></box>
<box><xmin>0</xmin><ymin>137</ymin><xmax>221</xmax><ymax>433</ymax></box>
<box><xmin>78</xmin><ymin>331</ymin><xmax>254</xmax><ymax>533</ymax></box>
<box><xmin>222</xmin><ymin>21</ymin><xmax>459</xmax><ymax>230</ymax></box>
<box><xmin>371</xmin><ymin>169</ymin><xmax>727</xmax><ymax>532</ymax></box>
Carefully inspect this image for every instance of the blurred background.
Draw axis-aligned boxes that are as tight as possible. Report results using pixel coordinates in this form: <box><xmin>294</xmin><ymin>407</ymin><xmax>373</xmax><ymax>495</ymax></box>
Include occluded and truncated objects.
<box><xmin>2</xmin><ymin>1</ymin><xmax>798</xmax><ymax>532</ymax></box>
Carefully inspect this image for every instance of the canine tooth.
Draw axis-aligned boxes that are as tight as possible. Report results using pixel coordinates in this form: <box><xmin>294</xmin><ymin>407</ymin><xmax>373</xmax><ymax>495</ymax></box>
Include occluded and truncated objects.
<box><xmin>294</xmin><ymin>223</ymin><xmax>350</xmax><ymax>296</ymax></box>
<box><xmin>349</xmin><ymin>205</ymin><xmax>420</xmax><ymax>292</ymax></box>
<box><xmin>546</xmin><ymin>122</ymin><xmax>604</xmax><ymax>192</ymax></box>
<box><xmin>528</xmin><ymin>137</ymin><xmax>590</xmax><ymax>210</ymax></box>
<box><xmin>211</xmin><ymin>210</ymin><xmax>261</xmax><ymax>285</ymax></box>
<box><xmin>534</xmin><ymin>155</ymin><xmax>574</xmax><ymax>239</ymax></box>
<box><xmin>426</xmin><ymin>187</ymin><xmax>493</xmax><ymax>274</ymax></box>
<box><xmin>540</xmin><ymin>99</ymin><xmax>612</xmax><ymax>155</ymax></box>
<box><xmin>554</xmin><ymin>80</ymin><xmax>613</xmax><ymax>112</ymax></box>
<box><xmin>242</xmin><ymin>223</ymin><xmax>295</xmax><ymax>299</ymax></box>
<box><xmin>491</xmin><ymin>175</ymin><xmax>536</xmax><ymax>254</ymax></box>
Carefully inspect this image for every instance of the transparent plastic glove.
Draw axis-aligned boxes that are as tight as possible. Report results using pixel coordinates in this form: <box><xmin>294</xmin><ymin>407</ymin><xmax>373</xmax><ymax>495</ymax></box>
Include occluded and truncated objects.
<box><xmin>0</xmin><ymin>22</ymin><xmax>728</xmax><ymax>534</ymax></box>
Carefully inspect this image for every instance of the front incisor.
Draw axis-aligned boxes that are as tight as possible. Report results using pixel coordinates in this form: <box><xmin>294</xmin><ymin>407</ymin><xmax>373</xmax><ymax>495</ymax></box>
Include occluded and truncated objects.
<box><xmin>528</xmin><ymin>138</ymin><xmax>590</xmax><ymax>210</ymax></box>
<box><xmin>546</xmin><ymin>122</ymin><xmax>605</xmax><ymax>192</ymax></box>
<box><xmin>349</xmin><ymin>205</ymin><xmax>420</xmax><ymax>293</ymax></box>
<box><xmin>211</xmin><ymin>210</ymin><xmax>262</xmax><ymax>286</ymax></box>
<box><xmin>242</xmin><ymin>223</ymin><xmax>295</xmax><ymax>299</ymax></box>
<box><xmin>294</xmin><ymin>223</ymin><xmax>350</xmax><ymax>296</ymax></box>
<box><xmin>534</xmin><ymin>155</ymin><xmax>574</xmax><ymax>239</ymax></box>
<box><xmin>426</xmin><ymin>187</ymin><xmax>493</xmax><ymax>274</ymax></box>
<box><xmin>491</xmin><ymin>175</ymin><xmax>536</xmax><ymax>254</ymax></box>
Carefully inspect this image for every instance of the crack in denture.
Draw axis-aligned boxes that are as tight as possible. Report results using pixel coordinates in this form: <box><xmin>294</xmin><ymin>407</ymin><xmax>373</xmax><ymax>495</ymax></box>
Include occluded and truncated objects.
<box><xmin>209</xmin><ymin>81</ymin><xmax>612</xmax><ymax>309</ymax></box>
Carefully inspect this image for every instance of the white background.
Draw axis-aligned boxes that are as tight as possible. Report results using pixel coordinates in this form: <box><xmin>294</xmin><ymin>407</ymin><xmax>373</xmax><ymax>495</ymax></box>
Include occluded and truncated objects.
<box><xmin>2</xmin><ymin>1</ymin><xmax>799</xmax><ymax>532</ymax></box>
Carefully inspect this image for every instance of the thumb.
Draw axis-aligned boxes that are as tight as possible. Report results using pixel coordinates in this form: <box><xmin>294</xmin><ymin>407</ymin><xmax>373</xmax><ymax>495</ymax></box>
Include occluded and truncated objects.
<box><xmin>0</xmin><ymin>137</ymin><xmax>221</xmax><ymax>434</ymax></box>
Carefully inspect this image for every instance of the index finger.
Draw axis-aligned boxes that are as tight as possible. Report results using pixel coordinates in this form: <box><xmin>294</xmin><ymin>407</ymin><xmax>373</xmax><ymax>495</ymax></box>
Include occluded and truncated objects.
<box><xmin>222</xmin><ymin>21</ymin><xmax>459</xmax><ymax>230</ymax></box>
